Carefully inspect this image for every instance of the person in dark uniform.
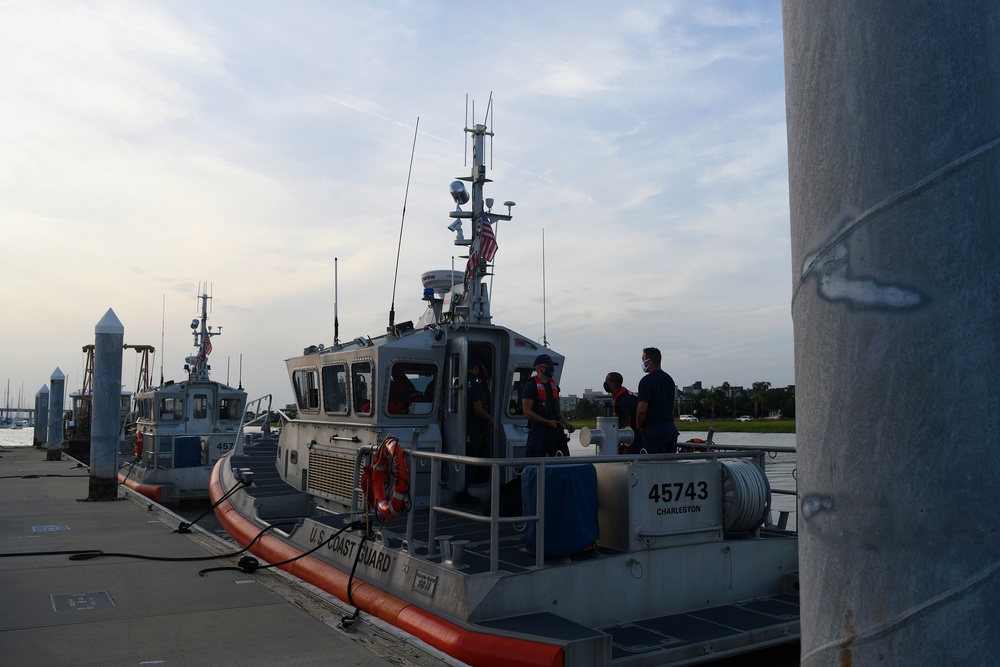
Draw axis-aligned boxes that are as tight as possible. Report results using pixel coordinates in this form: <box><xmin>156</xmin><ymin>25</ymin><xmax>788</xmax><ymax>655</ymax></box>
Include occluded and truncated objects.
<box><xmin>457</xmin><ymin>357</ymin><xmax>493</xmax><ymax>503</ymax></box>
<box><xmin>521</xmin><ymin>354</ymin><xmax>575</xmax><ymax>457</ymax></box>
<box><xmin>604</xmin><ymin>371</ymin><xmax>641</xmax><ymax>454</ymax></box>
<box><xmin>635</xmin><ymin>347</ymin><xmax>680</xmax><ymax>454</ymax></box>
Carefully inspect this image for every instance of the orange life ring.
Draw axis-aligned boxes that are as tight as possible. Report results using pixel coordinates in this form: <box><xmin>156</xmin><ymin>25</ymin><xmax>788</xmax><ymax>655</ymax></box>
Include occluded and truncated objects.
<box><xmin>368</xmin><ymin>436</ymin><xmax>409</xmax><ymax>520</ymax></box>
<box><xmin>133</xmin><ymin>431</ymin><xmax>144</xmax><ymax>458</ymax></box>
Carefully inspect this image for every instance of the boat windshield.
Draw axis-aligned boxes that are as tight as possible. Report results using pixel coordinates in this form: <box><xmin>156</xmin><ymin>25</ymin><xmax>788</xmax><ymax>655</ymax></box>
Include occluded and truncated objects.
<box><xmin>387</xmin><ymin>362</ymin><xmax>437</xmax><ymax>416</ymax></box>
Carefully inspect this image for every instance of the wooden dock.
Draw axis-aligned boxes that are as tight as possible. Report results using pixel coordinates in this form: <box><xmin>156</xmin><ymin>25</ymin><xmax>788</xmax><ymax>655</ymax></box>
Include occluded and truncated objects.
<box><xmin>0</xmin><ymin>445</ymin><xmax>459</xmax><ymax>666</ymax></box>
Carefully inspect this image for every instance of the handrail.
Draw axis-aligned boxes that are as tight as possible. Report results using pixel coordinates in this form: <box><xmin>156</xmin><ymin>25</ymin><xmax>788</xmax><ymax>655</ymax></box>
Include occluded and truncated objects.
<box><xmin>347</xmin><ymin>443</ymin><xmax>795</xmax><ymax>574</ymax></box>
<box><xmin>235</xmin><ymin>394</ymin><xmax>273</xmax><ymax>456</ymax></box>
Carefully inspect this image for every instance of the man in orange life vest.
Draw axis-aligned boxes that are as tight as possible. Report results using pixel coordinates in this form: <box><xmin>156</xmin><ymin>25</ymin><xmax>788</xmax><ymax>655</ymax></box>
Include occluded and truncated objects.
<box><xmin>604</xmin><ymin>371</ymin><xmax>641</xmax><ymax>454</ymax></box>
<box><xmin>521</xmin><ymin>354</ymin><xmax>575</xmax><ymax>457</ymax></box>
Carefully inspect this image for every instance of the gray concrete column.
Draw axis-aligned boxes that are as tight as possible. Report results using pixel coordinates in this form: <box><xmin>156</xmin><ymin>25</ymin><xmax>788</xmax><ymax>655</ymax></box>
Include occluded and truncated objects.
<box><xmin>45</xmin><ymin>368</ymin><xmax>65</xmax><ymax>460</ymax></box>
<box><xmin>33</xmin><ymin>385</ymin><xmax>49</xmax><ymax>448</ymax></box>
<box><xmin>783</xmin><ymin>1</ymin><xmax>1000</xmax><ymax>664</ymax></box>
<box><xmin>89</xmin><ymin>309</ymin><xmax>124</xmax><ymax>501</ymax></box>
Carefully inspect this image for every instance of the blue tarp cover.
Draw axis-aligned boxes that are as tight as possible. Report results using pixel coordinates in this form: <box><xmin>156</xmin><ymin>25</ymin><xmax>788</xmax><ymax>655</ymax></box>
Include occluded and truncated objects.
<box><xmin>174</xmin><ymin>436</ymin><xmax>203</xmax><ymax>468</ymax></box>
<box><xmin>522</xmin><ymin>464</ymin><xmax>599</xmax><ymax>556</ymax></box>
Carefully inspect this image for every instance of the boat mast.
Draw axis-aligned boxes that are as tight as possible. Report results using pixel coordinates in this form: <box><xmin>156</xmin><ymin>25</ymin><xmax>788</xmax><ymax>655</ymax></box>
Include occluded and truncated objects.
<box><xmin>187</xmin><ymin>289</ymin><xmax>219</xmax><ymax>382</ymax></box>
<box><xmin>451</xmin><ymin>110</ymin><xmax>514</xmax><ymax>326</ymax></box>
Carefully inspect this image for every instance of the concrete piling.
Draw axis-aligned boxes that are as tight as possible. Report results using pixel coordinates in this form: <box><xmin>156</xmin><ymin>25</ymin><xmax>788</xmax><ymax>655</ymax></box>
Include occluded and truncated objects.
<box><xmin>783</xmin><ymin>2</ymin><xmax>1000</xmax><ymax>663</ymax></box>
<box><xmin>45</xmin><ymin>369</ymin><xmax>65</xmax><ymax>461</ymax></box>
<box><xmin>33</xmin><ymin>385</ymin><xmax>49</xmax><ymax>448</ymax></box>
<box><xmin>89</xmin><ymin>309</ymin><xmax>124</xmax><ymax>501</ymax></box>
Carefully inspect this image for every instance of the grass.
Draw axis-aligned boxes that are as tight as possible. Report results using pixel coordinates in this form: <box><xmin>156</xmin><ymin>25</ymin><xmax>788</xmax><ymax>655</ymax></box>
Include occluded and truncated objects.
<box><xmin>568</xmin><ymin>418</ymin><xmax>796</xmax><ymax>434</ymax></box>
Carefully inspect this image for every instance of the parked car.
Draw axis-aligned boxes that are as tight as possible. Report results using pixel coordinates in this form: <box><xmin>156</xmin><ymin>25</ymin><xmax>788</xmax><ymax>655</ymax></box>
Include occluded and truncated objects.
<box><xmin>678</xmin><ymin>414</ymin><xmax>698</xmax><ymax>422</ymax></box>
<box><xmin>736</xmin><ymin>415</ymin><xmax>754</xmax><ymax>422</ymax></box>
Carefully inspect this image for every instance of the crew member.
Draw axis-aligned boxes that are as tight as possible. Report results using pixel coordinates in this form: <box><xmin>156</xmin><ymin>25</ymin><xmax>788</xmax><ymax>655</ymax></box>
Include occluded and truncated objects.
<box><xmin>604</xmin><ymin>371</ymin><xmax>640</xmax><ymax>454</ymax></box>
<box><xmin>635</xmin><ymin>347</ymin><xmax>680</xmax><ymax>454</ymax></box>
<box><xmin>521</xmin><ymin>354</ymin><xmax>575</xmax><ymax>457</ymax></box>
<box><xmin>457</xmin><ymin>357</ymin><xmax>493</xmax><ymax>503</ymax></box>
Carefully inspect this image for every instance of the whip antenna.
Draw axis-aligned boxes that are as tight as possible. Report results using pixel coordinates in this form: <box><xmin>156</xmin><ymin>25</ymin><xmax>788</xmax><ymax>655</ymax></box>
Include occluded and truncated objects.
<box><xmin>334</xmin><ymin>257</ymin><xmax>340</xmax><ymax>345</ymax></box>
<box><xmin>159</xmin><ymin>294</ymin><xmax>166</xmax><ymax>385</ymax></box>
<box><xmin>542</xmin><ymin>228</ymin><xmax>548</xmax><ymax>347</ymax></box>
<box><xmin>389</xmin><ymin>117</ymin><xmax>419</xmax><ymax>332</ymax></box>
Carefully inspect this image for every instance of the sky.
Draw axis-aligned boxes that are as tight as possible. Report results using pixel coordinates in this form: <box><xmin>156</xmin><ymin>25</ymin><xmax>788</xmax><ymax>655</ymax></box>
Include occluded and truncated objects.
<box><xmin>0</xmin><ymin>0</ymin><xmax>793</xmax><ymax>410</ymax></box>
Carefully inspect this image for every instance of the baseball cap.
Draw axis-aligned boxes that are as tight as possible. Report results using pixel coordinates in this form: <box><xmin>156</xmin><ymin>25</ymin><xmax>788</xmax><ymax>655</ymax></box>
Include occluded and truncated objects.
<box><xmin>533</xmin><ymin>354</ymin><xmax>558</xmax><ymax>366</ymax></box>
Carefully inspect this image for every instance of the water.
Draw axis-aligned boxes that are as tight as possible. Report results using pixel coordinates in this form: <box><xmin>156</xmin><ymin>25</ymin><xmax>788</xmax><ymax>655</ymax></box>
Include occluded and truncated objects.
<box><xmin>0</xmin><ymin>427</ymin><xmax>35</xmax><ymax>449</ymax></box>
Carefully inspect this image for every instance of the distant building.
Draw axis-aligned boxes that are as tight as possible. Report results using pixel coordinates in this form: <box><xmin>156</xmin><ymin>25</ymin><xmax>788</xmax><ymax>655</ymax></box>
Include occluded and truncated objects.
<box><xmin>559</xmin><ymin>394</ymin><xmax>580</xmax><ymax>414</ymax></box>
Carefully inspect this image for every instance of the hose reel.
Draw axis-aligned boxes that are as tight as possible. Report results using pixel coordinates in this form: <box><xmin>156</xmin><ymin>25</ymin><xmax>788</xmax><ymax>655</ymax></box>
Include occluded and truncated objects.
<box><xmin>721</xmin><ymin>460</ymin><xmax>771</xmax><ymax>534</ymax></box>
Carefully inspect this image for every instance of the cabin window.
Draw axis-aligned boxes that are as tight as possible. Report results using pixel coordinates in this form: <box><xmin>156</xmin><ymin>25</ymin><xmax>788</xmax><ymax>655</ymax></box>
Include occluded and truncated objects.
<box><xmin>193</xmin><ymin>394</ymin><xmax>209</xmax><ymax>419</ymax></box>
<box><xmin>321</xmin><ymin>364</ymin><xmax>349</xmax><ymax>414</ymax></box>
<box><xmin>508</xmin><ymin>367</ymin><xmax>533</xmax><ymax>418</ymax></box>
<box><xmin>159</xmin><ymin>397</ymin><xmax>183</xmax><ymax>420</ymax></box>
<box><xmin>386</xmin><ymin>362</ymin><xmax>437</xmax><ymax>416</ymax></box>
<box><xmin>351</xmin><ymin>361</ymin><xmax>373</xmax><ymax>416</ymax></box>
<box><xmin>293</xmin><ymin>368</ymin><xmax>320</xmax><ymax>411</ymax></box>
<box><xmin>219</xmin><ymin>398</ymin><xmax>243</xmax><ymax>420</ymax></box>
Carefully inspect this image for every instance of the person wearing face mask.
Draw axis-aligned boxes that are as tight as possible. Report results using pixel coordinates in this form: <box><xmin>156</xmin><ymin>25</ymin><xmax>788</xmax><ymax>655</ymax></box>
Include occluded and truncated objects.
<box><xmin>603</xmin><ymin>372</ymin><xmax>640</xmax><ymax>454</ymax></box>
<box><xmin>635</xmin><ymin>347</ymin><xmax>680</xmax><ymax>454</ymax></box>
<box><xmin>521</xmin><ymin>354</ymin><xmax>575</xmax><ymax>457</ymax></box>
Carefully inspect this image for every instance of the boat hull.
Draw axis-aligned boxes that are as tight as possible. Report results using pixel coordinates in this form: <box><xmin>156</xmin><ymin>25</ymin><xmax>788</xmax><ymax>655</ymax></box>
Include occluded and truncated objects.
<box><xmin>211</xmin><ymin>439</ymin><xmax>799</xmax><ymax>667</ymax></box>
<box><xmin>210</xmin><ymin>453</ymin><xmax>565</xmax><ymax>667</ymax></box>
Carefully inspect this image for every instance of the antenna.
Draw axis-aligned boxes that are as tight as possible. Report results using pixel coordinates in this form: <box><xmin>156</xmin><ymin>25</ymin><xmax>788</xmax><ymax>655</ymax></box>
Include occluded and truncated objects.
<box><xmin>542</xmin><ymin>228</ymin><xmax>548</xmax><ymax>347</ymax></box>
<box><xmin>484</xmin><ymin>92</ymin><xmax>494</xmax><ymax>169</ymax></box>
<box><xmin>159</xmin><ymin>294</ymin><xmax>165</xmax><ymax>385</ymax></box>
<box><xmin>464</xmin><ymin>94</ymin><xmax>469</xmax><ymax>165</ymax></box>
<box><xmin>389</xmin><ymin>117</ymin><xmax>420</xmax><ymax>332</ymax></box>
<box><xmin>238</xmin><ymin>353</ymin><xmax>243</xmax><ymax>390</ymax></box>
<box><xmin>334</xmin><ymin>257</ymin><xmax>340</xmax><ymax>345</ymax></box>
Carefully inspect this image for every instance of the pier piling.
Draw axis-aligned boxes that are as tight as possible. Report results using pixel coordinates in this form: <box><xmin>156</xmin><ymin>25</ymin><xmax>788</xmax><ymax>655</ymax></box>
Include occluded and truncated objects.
<box><xmin>784</xmin><ymin>1</ymin><xmax>1000</xmax><ymax>664</ymax></box>
<box><xmin>89</xmin><ymin>308</ymin><xmax>124</xmax><ymax>501</ymax></box>
<box><xmin>45</xmin><ymin>368</ymin><xmax>65</xmax><ymax>461</ymax></box>
<box><xmin>33</xmin><ymin>385</ymin><xmax>48</xmax><ymax>448</ymax></box>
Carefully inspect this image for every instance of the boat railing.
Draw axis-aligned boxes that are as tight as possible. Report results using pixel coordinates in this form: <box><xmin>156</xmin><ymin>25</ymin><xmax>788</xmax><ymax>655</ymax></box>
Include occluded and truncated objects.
<box><xmin>235</xmin><ymin>394</ymin><xmax>276</xmax><ymax>455</ymax></box>
<box><xmin>354</xmin><ymin>437</ymin><xmax>795</xmax><ymax>574</ymax></box>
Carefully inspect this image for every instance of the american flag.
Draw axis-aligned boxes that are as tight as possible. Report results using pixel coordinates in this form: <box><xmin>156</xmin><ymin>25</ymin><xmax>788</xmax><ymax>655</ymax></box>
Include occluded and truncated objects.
<box><xmin>196</xmin><ymin>336</ymin><xmax>213</xmax><ymax>365</ymax></box>
<box><xmin>466</xmin><ymin>216</ymin><xmax>498</xmax><ymax>276</ymax></box>
<box><xmin>479</xmin><ymin>217</ymin><xmax>498</xmax><ymax>262</ymax></box>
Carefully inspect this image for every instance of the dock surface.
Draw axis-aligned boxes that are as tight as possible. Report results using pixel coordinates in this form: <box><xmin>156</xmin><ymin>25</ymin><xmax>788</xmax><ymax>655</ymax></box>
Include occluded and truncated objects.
<box><xmin>0</xmin><ymin>446</ymin><xmax>455</xmax><ymax>667</ymax></box>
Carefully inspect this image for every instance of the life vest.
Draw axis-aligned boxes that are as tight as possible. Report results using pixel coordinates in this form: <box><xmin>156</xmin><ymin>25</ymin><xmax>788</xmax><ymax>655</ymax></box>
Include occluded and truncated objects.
<box><xmin>362</xmin><ymin>436</ymin><xmax>410</xmax><ymax>520</ymax></box>
<box><xmin>612</xmin><ymin>386</ymin><xmax>636</xmax><ymax>407</ymax></box>
<box><xmin>532</xmin><ymin>376</ymin><xmax>560</xmax><ymax>419</ymax></box>
<box><xmin>133</xmin><ymin>431</ymin><xmax>144</xmax><ymax>459</ymax></box>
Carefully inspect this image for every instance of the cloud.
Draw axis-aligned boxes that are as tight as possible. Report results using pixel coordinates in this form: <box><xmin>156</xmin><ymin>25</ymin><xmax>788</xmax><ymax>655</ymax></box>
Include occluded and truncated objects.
<box><xmin>0</xmin><ymin>0</ymin><xmax>793</xmax><ymax>408</ymax></box>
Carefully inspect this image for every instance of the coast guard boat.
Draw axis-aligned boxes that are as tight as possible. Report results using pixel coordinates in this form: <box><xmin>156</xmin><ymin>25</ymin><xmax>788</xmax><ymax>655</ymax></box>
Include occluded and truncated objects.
<box><xmin>211</xmin><ymin>116</ymin><xmax>798</xmax><ymax>666</ymax></box>
<box><xmin>122</xmin><ymin>292</ymin><xmax>246</xmax><ymax>503</ymax></box>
